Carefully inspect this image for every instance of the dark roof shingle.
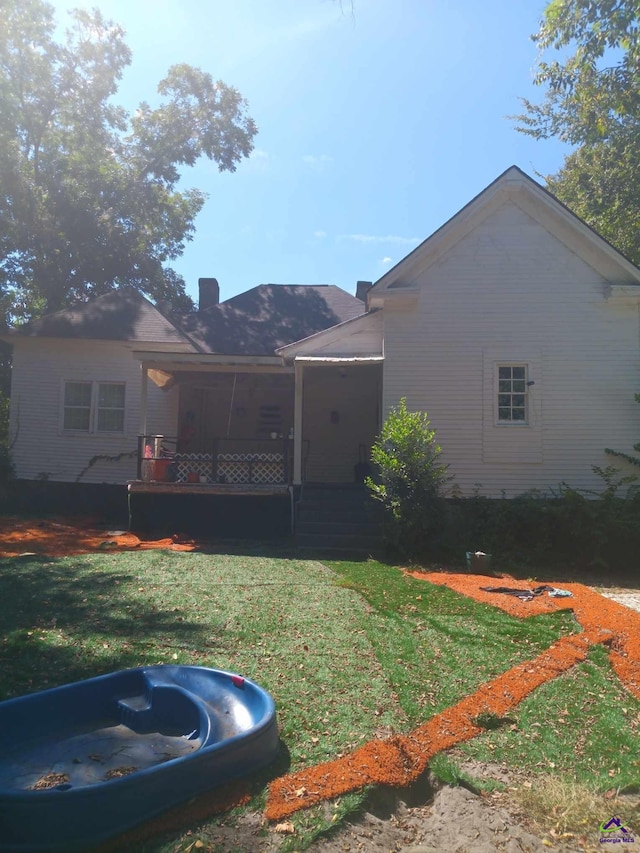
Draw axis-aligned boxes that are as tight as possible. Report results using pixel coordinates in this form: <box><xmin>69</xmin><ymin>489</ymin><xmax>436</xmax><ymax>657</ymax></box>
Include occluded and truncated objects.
<box><xmin>178</xmin><ymin>284</ymin><xmax>365</xmax><ymax>354</ymax></box>
<box><xmin>12</xmin><ymin>287</ymin><xmax>191</xmax><ymax>345</ymax></box>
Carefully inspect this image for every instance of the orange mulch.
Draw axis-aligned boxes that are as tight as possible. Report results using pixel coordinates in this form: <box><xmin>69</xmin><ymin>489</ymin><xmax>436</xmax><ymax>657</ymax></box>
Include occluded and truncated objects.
<box><xmin>264</xmin><ymin>571</ymin><xmax>640</xmax><ymax>822</ymax></box>
<box><xmin>416</xmin><ymin>571</ymin><xmax>640</xmax><ymax>699</ymax></box>
<box><xmin>3</xmin><ymin>520</ymin><xmax>638</xmax><ymax>829</ymax></box>
<box><xmin>0</xmin><ymin>516</ymin><xmax>197</xmax><ymax>558</ymax></box>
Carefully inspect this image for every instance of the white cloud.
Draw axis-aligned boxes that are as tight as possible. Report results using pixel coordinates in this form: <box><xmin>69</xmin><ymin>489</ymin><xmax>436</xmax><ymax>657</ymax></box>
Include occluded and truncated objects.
<box><xmin>243</xmin><ymin>148</ymin><xmax>271</xmax><ymax>173</ymax></box>
<box><xmin>313</xmin><ymin>230</ymin><xmax>328</xmax><ymax>239</ymax></box>
<box><xmin>380</xmin><ymin>256</ymin><xmax>393</xmax><ymax>265</ymax></box>
<box><xmin>302</xmin><ymin>154</ymin><xmax>334</xmax><ymax>170</ymax></box>
<box><xmin>339</xmin><ymin>233</ymin><xmax>421</xmax><ymax>246</ymax></box>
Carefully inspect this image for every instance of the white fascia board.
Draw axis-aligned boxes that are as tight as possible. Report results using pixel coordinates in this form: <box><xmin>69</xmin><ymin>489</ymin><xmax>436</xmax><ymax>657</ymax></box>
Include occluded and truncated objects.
<box><xmin>294</xmin><ymin>355</ymin><xmax>384</xmax><ymax>364</ymax></box>
<box><xmin>132</xmin><ymin>351</ymin><xmax>283</xmax><ymax>367</ymax></box>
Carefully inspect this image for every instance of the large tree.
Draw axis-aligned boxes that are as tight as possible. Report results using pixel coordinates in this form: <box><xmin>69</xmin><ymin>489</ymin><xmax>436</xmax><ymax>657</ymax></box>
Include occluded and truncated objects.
<box><xmin>517</xmin><ymin>0</ymin><xmax>640</xmax><ymax>145</ymax></box>
<box><xmin>0</xmin><ymin>0</ymin><xmax>257</xmax><ymax>323</ymax></box>
<box><xmin>516</xmin><ymin>1</ymin><xmax>640</xmax><ymax>264</ymax></box>
<box><xmin>544</xmin><ymin>130</ymin><xmax>640</xmax><ymax>261</ymax></box>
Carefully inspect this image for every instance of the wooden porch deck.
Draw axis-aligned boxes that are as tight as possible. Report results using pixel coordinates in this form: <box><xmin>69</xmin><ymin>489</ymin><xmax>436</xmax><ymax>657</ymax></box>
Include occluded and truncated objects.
<box><xmin>127</xmin><ymin>481</ymin><xmax>291</xmax><ymax>496</ymax></box>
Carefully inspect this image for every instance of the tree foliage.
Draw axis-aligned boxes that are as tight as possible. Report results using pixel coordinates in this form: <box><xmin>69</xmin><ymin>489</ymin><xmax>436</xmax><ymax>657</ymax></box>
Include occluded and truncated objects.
<box><xmin>516</xmin><ymin>0</ymin><xmax>640</xmax><ymax>145</ymax></box>
<box><xmin>0</xmin><ymin>0</ymin><xmax>257</xmax><ymax>323</ymax></box>
<box><xmin>515</xmin><ymin>1</ymin><xmax>640</xmax><ymax>265</ymax></box>
<box><xmin>544</xmin><ymin>131</ymin><xmax>640</xmax><ymax>262</ymax></box>
<box><xmin>366</xmin><ymin>398</ymin><xmax>450</xmax><ymax>557</ymax></box>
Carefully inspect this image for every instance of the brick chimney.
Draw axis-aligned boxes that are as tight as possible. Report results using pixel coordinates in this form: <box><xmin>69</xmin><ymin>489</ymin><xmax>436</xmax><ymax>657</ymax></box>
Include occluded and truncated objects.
<box><xmin>198</xmin><ymin>277</ymin><xmax>219</xmax><ymax>311</ymax></box>
<box><xmin>356</xmin><ymin>280</ymin><xmax>372</xmax><ymax>302</ymax></box>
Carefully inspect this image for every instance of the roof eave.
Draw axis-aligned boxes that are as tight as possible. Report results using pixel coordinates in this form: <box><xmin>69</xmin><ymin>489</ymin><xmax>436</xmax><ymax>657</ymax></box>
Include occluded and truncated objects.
<box><xmin>368</xmin><ymin>166</ymin><xmax>640</xmax><ymax>299</ymax></box>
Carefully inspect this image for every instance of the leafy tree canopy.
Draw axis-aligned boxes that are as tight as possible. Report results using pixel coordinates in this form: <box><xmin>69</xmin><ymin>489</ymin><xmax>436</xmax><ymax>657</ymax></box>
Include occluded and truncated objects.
<box><xmin>0</xmin><ymin>0</ymin><xmax>257</xmax><ymax>324</ymax></box>
<box><xmin>516</xmin><ymin>0</ymin><xmax>640</xmax><ymax>145</ymax></box>
<box><xmin>544</xmin><ymin>129</ymin><xmax>640</xmax><ymax>262</ymax></box>
<box><xmin>515</xmin><ymin>1</ymin><xmax>640</xmax><ymax>266</ymax></box>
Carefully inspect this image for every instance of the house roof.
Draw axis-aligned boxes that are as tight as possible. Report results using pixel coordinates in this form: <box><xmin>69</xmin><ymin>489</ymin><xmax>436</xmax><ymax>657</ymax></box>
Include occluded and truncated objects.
<box><xmin>368</xmin><ymin>165</ymin><xmax>640</xmax><ymax>307</ymax></box>
<box><xmin>9</xmin><ymin>287</ymin><xmax>194</xmax><ymax>346</ymax></box>
<box><xmin>6</xmin><ymin>283</ymin><xmax>366</xmax><ymax>356</ymax></box>
<box><xmin>176</xmin><ymin>284</ymin><xmax>366</xmax><ymax>355</ymax></box>
<box><xmin>277</xmin><ymin>308</ymin><xmax>383</xmax><ymax>361</ymax></box>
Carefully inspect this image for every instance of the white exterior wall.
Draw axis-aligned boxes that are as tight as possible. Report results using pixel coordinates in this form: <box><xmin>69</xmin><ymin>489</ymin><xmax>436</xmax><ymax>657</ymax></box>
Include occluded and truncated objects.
<box><xmin>9</xmin><ymin>339</ymin><xmax>178</xmax><ymax>483</ymax></box>
<box><xmin>302</xmin><ymin>363</ymin><xmax>381</xmax><ymax>482</ymax></box>
<box><xmin>382</xmin><ymin>201</ymin><xmax>640</xmax><ymax>496</ymax></box>
<box><xmin>278</xmin><ymin>310</ymin><xmax>382</xmax><ymax>360</ymax></box>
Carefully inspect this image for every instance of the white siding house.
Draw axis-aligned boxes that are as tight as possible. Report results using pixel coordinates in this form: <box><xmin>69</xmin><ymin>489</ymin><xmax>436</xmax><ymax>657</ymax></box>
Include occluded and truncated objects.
<box><xmin>3</xmin><ymin>166</ymin><xmax>640</xmax><ymax>497</ymax></box>
<box><xmin>9</xmin><ymin>338</ymin><xmax>178</xmax><ymax>484</ymax></box>
<box><xmin>368</xmin><ymin>167</ymin><xmax>640</xmax><ymax>496</ymax></box>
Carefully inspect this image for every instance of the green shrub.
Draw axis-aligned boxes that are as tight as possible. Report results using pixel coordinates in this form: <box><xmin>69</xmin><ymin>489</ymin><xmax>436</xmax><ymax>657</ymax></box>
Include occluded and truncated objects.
<box><xmin>366</xmin><ymin>398</ymin><xmax>450</xmax><ymax>558</ymax></box>
<box><xmin>0</xmin><ymin>391</ymin><xmax>13</xmax><ymax>493</ymax></box>
<box><xmin>605</xmin><ymin>392</ymin><xmax>640</xmax><ymax>468</ymax></box>
<box><xmin>443</xmin><ymin>467</ymin><xmax>640</xmax><ymax>575</ymax></box>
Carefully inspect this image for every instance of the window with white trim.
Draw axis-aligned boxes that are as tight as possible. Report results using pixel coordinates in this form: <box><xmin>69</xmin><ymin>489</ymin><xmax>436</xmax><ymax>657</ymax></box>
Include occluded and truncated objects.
<box><xmin>63</xmin><ymin>381</ymin><xmax>125</xmax><ymax>433</ymax></box>
<box><xmin>497</xmin><ymin>365</ymin><xmax>528</xmax><ymax>423</ymax></box>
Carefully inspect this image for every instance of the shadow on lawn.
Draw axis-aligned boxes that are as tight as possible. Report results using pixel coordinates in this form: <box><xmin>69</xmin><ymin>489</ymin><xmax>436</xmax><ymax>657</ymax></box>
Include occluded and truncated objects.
<box><xmin>0</xmin><ymin>554</ymin><xmax>212</xmax><ymax>701</ymax></box>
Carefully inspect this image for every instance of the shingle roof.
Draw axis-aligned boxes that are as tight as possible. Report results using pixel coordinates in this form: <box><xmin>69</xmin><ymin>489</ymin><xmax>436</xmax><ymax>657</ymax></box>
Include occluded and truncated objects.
<box><xmin>12</xmin><ymin>287</ymin><xmax>192</xmax><ymax>345</ymax></box>
<box><xmin>9</xmin><ymin>283</ymin><xmax>366</xmax><ymax>354</ymax></box>
<box><xmin>177</xmin><ymin>284</ymin><xmax>366</xmax><ymax>355</ymax></box>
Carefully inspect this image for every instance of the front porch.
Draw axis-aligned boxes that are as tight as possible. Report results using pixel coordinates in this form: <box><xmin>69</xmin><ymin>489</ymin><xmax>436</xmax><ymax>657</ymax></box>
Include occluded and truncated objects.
<box><xmin>134</xmin><ymin>435</ymin><xmax>294</xmax><ymax>488</ymax></box>
<box><xmin>132</xmin><ymin>351</ymin><xmax>383</xmax><ymax>492</ymax></box>
<box><xmin>127</xmin><ymin>350</ymin><xmax>384</xmax><ymax>542</ymax></box>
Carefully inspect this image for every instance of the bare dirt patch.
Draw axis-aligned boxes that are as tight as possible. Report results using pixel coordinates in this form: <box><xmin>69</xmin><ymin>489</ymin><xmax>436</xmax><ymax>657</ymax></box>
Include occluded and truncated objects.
<box><xmin>303</xmin><ymin>782</ymin><xmax>581</xmax><ymax>853</ymax></box>
<box><xmin>202</xmin><ymin>772</ymin><xmax>602</xmax><ymax>852</ymax></box>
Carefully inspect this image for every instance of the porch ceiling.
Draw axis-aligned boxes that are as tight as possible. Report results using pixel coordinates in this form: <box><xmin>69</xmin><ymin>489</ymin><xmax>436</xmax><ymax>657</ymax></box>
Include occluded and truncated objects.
<box><xmin>134</xmin><ymin>351</ymin><xmax>286</xmax><ymax>368</ymax></box>
<box><xmin>134</xmin><ymin>351</ymin><xmax>292</xmax><ymax>388</ymax></box>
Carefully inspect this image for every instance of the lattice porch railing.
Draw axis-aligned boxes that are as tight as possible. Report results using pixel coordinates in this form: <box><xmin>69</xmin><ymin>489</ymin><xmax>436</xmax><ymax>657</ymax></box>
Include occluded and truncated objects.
<box><xmin>138</xmin><ymin>435</ymin><xmax>292</xmax><ymax>485</ymax></box>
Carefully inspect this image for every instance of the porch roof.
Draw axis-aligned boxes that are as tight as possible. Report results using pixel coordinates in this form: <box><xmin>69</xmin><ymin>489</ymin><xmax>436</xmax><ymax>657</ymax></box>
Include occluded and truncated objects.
<box><xmin>276</xmin><ymin>310</ymin><xmax>383</xmax><ymax>362</ymax></box>
<box><xmin>293</xmin><ymin>355</ymin><xmax>384</xmax><ymax>364</ymax></box>
<box><xmin>133</xmin><ymin>350</ymin><xmax>287</xmax><ymax>369</ymax></box>
<box><xmin>133</xmin><ymin>350</ymin><xmax>291</xmax><ymax>389</ymax></box>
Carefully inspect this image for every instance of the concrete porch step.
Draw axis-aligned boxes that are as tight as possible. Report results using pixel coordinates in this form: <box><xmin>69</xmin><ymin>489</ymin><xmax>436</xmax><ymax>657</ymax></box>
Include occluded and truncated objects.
<box><xmin>295</xmin><ymin>484</ymin><xmax>385</xmax><ymax>555</ymax></box>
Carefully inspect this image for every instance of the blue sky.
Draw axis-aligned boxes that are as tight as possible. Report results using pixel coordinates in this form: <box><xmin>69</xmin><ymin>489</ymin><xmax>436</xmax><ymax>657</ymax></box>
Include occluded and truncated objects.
<box><xmin>51</xmin><ymin>0</ymin><xmax>569</xmax><ymax>305</ymax></box>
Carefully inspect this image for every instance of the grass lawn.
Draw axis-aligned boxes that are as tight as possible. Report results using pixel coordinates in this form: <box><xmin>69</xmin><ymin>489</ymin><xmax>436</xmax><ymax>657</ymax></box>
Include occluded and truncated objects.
<box><xmin>0</xmin><ymin>548</ymin><xmax>638</xmax><ymax>851</ymax></box>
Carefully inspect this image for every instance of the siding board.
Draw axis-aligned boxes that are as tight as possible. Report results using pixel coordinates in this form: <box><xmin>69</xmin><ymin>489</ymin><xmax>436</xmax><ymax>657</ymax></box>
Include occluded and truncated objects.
<box><xmin>10</xmin><ymin>339</ymin><xmax>177</xmax><ymax>484</ymax></box>
<box><xmin>381</xmin><ymin>201</ymin><xmax>640</xmax><ymax>496</ymax></box>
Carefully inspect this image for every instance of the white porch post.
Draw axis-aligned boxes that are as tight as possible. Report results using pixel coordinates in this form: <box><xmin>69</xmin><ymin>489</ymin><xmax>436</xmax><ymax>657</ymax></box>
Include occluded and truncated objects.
<box><xmin>140</xmin><ymin>364</ymin><xmax>148</xmax><ymax>436</ymax></box>
<box><xmin>293</xmin><ymin>360</ymin><xmax>303</xmax><ymax>484</ymax></box>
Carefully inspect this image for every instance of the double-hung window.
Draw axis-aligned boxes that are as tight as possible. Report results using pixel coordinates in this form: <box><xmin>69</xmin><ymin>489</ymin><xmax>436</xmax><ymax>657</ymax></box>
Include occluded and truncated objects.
<box><xmin>63</xmin><ymin>381</ymin><xmax>125</xmax><ymax>433</ymax></box>
<box><xmin>497</xmin><ymin>365</ymin><xmax>527</xmax><ymax>424</ymax></box>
